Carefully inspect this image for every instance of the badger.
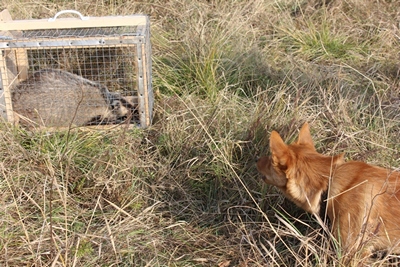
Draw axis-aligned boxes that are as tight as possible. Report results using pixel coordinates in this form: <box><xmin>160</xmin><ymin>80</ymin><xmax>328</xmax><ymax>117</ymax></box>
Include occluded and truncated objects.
<box><xmin>11</xmin><ymin>69</ymin><xmax>138</xmax><ymax>128</ymax></box>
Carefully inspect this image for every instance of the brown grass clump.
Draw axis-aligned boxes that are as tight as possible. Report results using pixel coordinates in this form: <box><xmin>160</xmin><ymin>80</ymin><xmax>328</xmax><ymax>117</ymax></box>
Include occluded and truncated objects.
<box><xmin>1</xmin><ymin>0</ymin><xmax>400</xmax><ymax>266</ymax></box>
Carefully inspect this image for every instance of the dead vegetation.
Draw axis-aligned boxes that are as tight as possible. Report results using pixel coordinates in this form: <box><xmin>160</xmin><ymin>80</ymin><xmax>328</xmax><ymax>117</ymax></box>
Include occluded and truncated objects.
<box><xmin>0</xmin><ymin>0</ymin><xmax>399</xmax><ymax>266</ymax></box>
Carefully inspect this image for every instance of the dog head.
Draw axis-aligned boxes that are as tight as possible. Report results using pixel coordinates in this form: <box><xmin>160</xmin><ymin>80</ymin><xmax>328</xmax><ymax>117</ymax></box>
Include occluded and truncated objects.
<box><xmin>256</xmin><ymin>122</ymin><xmax>344</xmax><ymax>214</ymax></box>
<box><xmin>256</xmin><ymin>122</ymin><xmax>317</xmax><ymax>187</ymax></box>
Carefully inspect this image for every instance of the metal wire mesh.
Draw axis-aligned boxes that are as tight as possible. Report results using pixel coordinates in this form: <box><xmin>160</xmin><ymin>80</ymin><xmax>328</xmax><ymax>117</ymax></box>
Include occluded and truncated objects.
<box><xmin>26</xmin><ymin>46</ymin><xmax>137</xmax><ymax>93</ymax></box>
<box><xmin>20</xmin><ymin>26</ymin><xmax>140</xmax><ymax>39</ymax></box>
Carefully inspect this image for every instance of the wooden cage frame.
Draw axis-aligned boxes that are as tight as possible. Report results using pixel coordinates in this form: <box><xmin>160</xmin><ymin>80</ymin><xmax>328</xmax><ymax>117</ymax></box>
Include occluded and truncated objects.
<box><xmin>0</xmin><ymin>9</ymin><xmax>153</xmax><ymax>128</ymax></box>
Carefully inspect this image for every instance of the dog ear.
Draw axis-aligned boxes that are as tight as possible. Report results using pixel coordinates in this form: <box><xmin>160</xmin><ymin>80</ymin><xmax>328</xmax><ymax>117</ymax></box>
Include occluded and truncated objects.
<box><xmin>270</xmin><ymin>130</ymin><xmax>290</xmax><ymax>166</ymax></box>
<box><xmin>297</xmin><ymin>122</ymin><xmax>315</xmax><ymax>149</ymax></box>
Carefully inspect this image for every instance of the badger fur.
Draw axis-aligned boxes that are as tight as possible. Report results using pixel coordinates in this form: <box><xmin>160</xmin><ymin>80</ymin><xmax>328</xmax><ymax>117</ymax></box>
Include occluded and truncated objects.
<box><xmin>11</xmin><ymin>69</ymin><xmax>138</xmax><ymax>127</ymax></box>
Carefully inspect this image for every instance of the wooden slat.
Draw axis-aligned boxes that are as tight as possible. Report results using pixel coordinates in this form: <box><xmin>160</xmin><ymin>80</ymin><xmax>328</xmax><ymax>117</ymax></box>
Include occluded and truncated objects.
<box><xmin>0</xmin><ymin>15</ymin><xmax>148</xmax><ymax>31</ymax></box>
<box><xmin>141</xmin><ymin>43</ymin><xmax>150</xmax><ymax>127</ymax></box>
<box><xmin>0</xmin><ymin>51</ymin><xmax>16</xmax><ymax>123</ymax></box>
<box><xmin>15</xmin><ymin>48</ymin><xmax>28</xmax><ymax>81</ymax></box>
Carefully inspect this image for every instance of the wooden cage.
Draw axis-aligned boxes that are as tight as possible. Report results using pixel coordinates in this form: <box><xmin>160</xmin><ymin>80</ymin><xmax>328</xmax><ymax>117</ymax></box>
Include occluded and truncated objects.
<box><xmin>0</xmin><ymin>9</ymin><xmax>153</xmax><ymax>129</ymax></box>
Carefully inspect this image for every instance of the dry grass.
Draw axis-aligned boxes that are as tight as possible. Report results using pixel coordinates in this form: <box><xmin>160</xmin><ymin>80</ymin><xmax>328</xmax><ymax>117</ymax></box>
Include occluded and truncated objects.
<box><xmin>1</xmin><ymin>0</ymin><xmax>400</xmax><ymax>266</ymax></box>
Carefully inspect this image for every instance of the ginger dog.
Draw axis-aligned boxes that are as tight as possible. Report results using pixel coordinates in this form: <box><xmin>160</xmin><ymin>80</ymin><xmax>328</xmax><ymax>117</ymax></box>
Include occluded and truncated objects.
<box><xmin>256</xmin><ymin>123</ymin><xmax>400</xmax><ymax>256</ymax></box>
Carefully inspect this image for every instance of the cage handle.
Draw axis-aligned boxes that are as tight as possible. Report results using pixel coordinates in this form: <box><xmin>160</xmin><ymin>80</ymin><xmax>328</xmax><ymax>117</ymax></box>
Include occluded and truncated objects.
<box><xmin>48</xmin><ymin>10</ymin><xmax>88</xmax><ymax>22</ymax></box>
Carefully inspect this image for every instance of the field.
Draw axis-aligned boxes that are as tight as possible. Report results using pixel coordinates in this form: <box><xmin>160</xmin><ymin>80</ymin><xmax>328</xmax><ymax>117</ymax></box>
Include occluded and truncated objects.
<box><xmin>1</xmin><ymin>0</ymin><xmax>400</xmax><ymax>266</ymax></box>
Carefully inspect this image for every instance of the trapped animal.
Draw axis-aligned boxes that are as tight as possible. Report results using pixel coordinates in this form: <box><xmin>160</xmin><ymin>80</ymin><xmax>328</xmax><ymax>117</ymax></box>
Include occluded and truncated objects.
<box><xmin>256</xmin><ymin>123</ymin><xmax>400</xmax><ymax>257</ymax></box>
<box><xmin>12</xmin><ymin>69</ymin><xmax>138</xmax><ymax>128</ymax></box>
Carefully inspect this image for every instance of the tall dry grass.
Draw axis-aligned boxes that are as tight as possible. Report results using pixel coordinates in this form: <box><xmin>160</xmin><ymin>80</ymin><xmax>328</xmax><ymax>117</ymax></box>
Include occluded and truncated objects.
<box><xmin>1</xmin><ymin>0</ymin><xmax>399</xmax><ymax>266</ymax></box>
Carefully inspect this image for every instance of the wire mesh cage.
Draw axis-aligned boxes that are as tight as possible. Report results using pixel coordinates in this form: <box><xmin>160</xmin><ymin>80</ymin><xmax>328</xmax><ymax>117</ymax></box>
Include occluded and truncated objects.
<box><xmin>0</xmin><ymin>9</ymin><xmax>153</xmax><ymax>129</ymax></box>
